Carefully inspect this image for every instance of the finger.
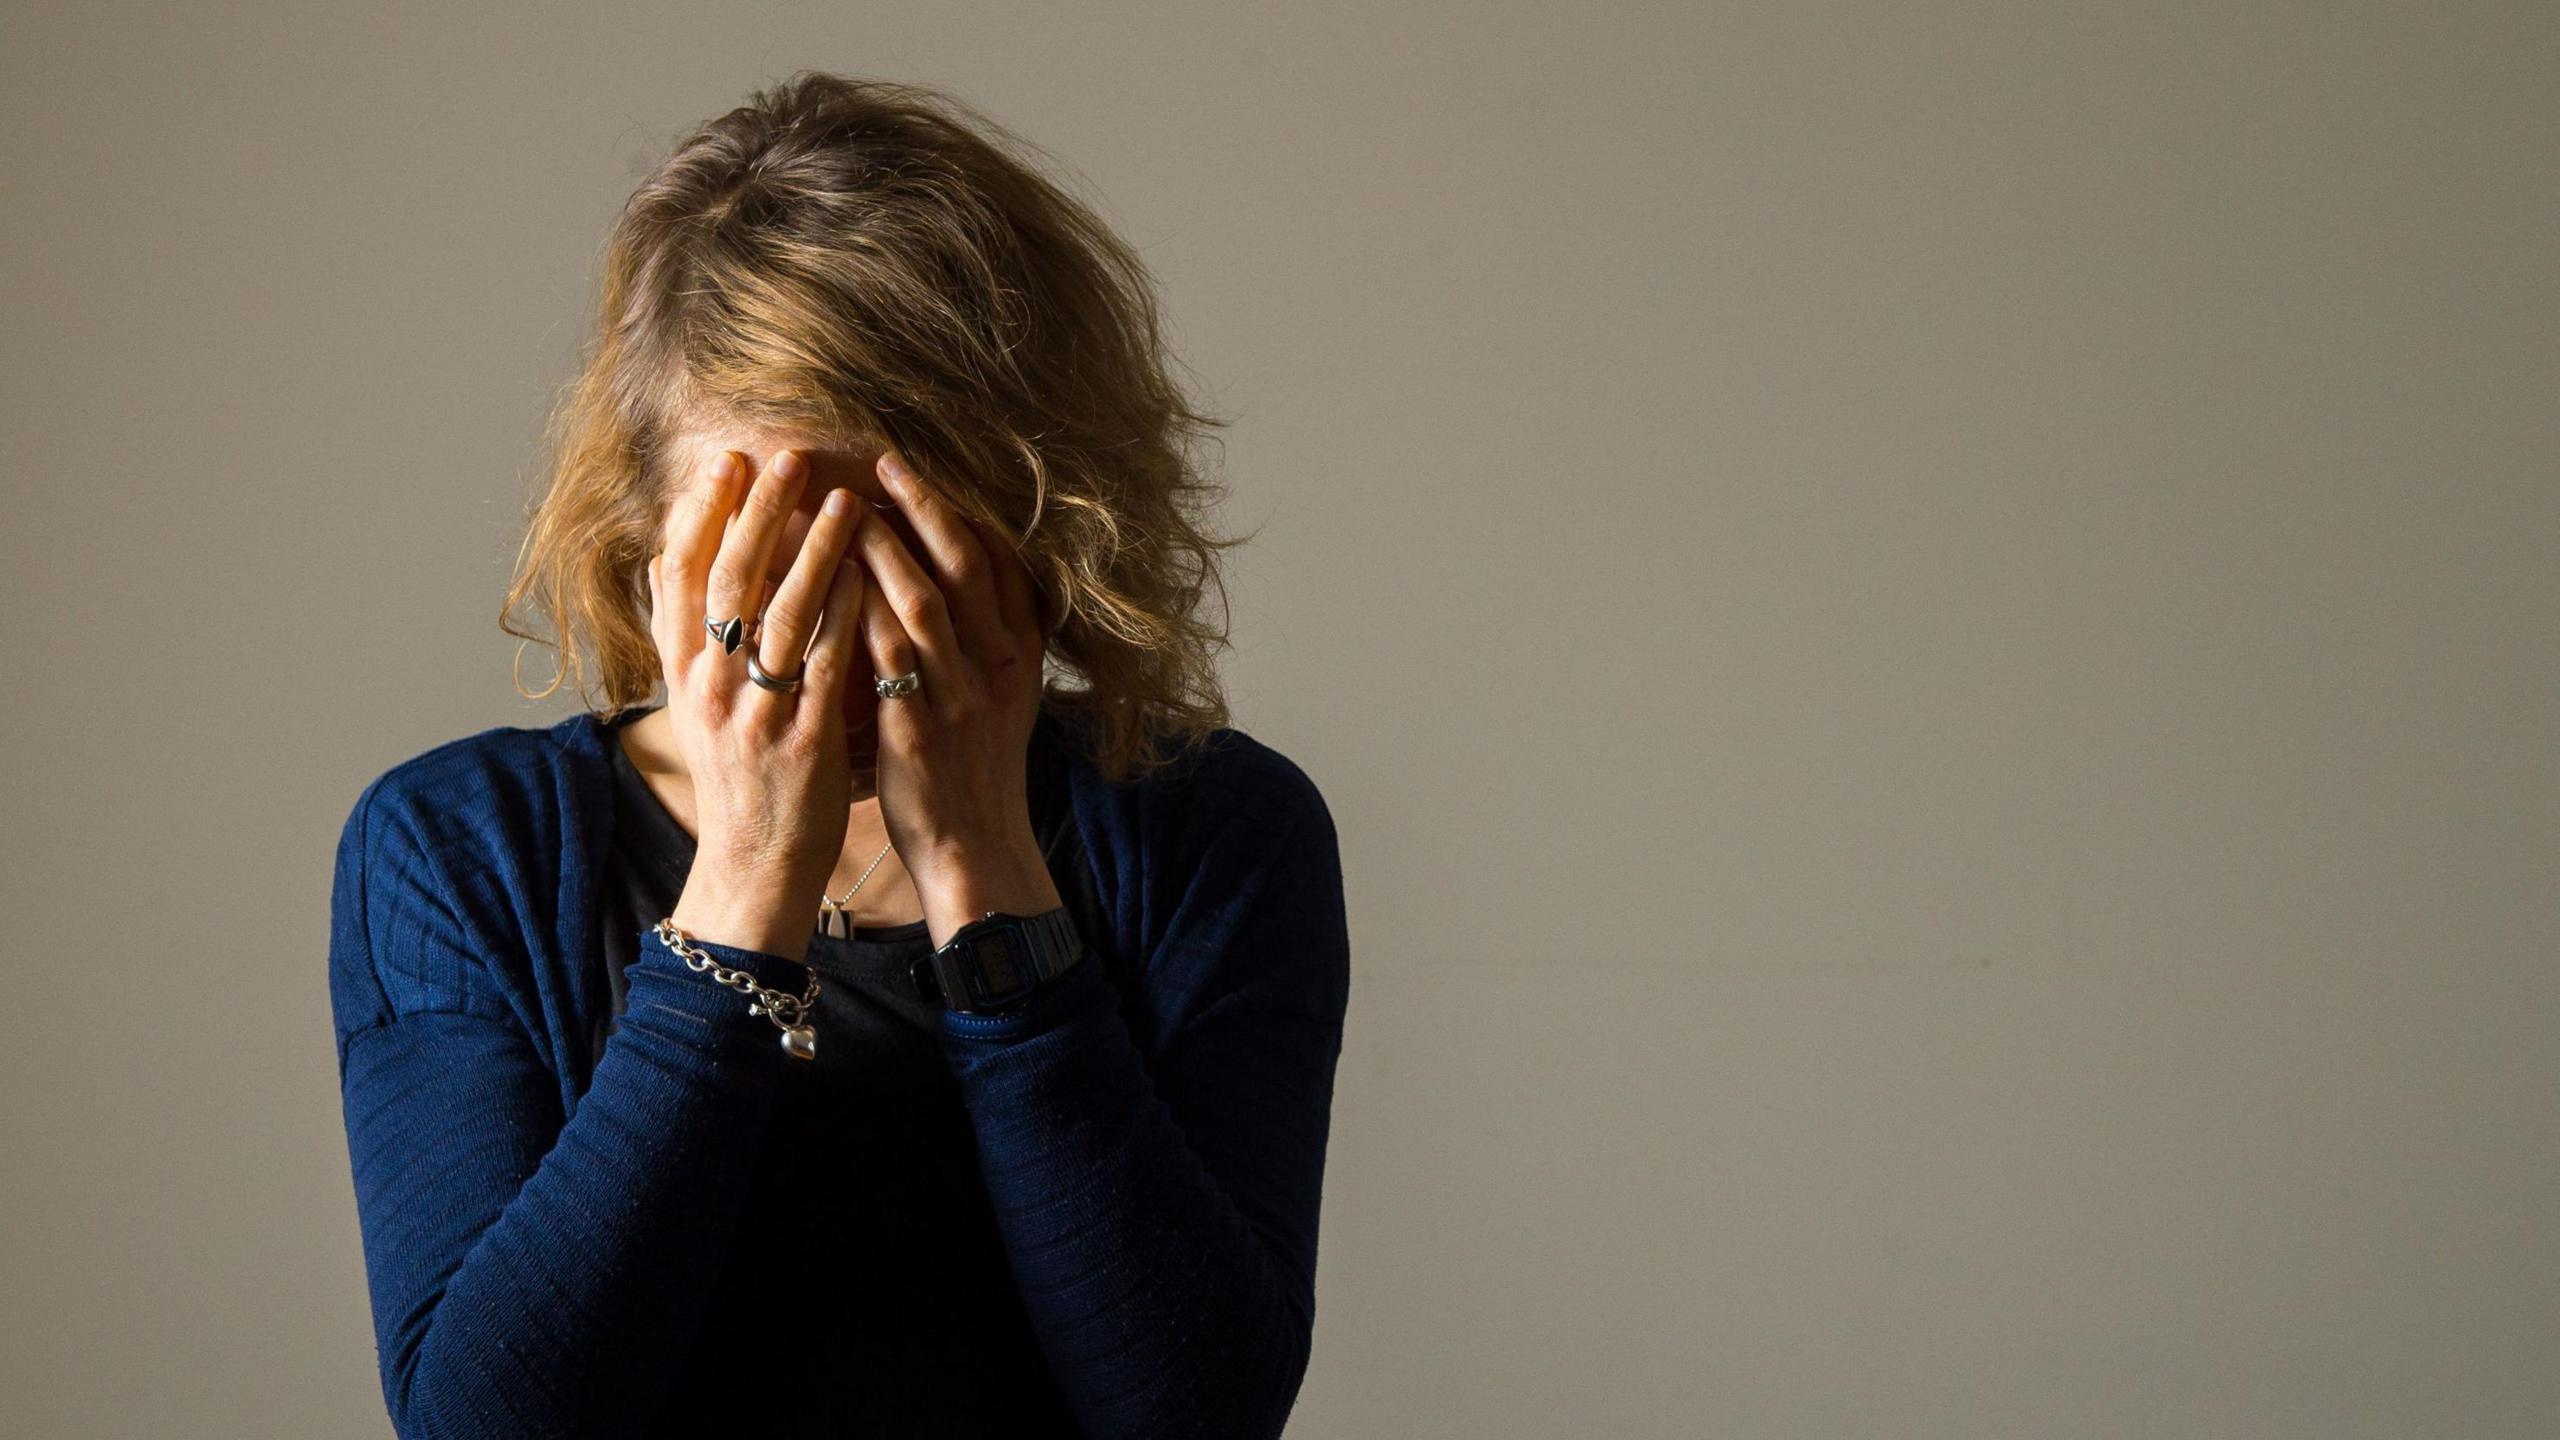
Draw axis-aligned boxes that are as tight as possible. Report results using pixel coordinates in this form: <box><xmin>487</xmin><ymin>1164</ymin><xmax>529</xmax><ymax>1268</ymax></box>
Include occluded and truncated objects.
<box><xmin>858</xmin><ymin>572</ymin><xmax>928</xmax><ymax>746</ymax></box>
<box><xmin>969</xmin><ymin>514</ymin><xmax>1040</xmax><ymax>647</ymax></box>
<box><xmin>877</xmin><ymin>450</ymin><xmax>1009</xmax><ymax>669</ymax></box>
<box><xmin>800</xmin><ymin>521</ymin><xmax>872</xmax><ymax>741</ymax></box>
<box><xmin>745</xmin><ymin>487</ymin><xmax>863</xmax><ymax>714</ymax></box>
<box><xmin>659</xmin><ymin>450</ymin><xmax>744</xmax><ymax>664</ymax></box>
<box><xmin>853</xmin><ymin>506</ymin><xmax>966</xmax><ymax>721</ymax></box>
<box><xmin>705</xmin><ymin>449</ymin><xmax>810</xmax><ymax>658</ymax></box>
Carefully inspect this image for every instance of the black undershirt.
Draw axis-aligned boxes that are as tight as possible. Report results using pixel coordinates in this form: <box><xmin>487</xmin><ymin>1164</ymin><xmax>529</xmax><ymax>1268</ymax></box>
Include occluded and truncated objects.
<box><xmin>595</xmin><ymin>706</ymin><xmax>946</xmax><ymax>1067</ymax></box>
<box><xmin>590</xmin><ymin>704</ymin><xmax>1084</xmax><ymax>1435</ymax></box>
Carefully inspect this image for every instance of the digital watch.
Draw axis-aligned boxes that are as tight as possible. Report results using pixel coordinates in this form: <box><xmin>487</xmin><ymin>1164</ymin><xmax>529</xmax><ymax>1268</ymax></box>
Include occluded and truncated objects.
<box><xmin>910</xmin><ymin>906</ymin><xmax>1087</xmax><ymax>1016</ymax></box>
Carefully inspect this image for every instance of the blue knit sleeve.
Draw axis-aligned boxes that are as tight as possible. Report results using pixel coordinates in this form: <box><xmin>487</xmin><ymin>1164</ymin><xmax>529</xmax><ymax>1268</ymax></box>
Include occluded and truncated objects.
<box><xmin>937</xmin><ymin>762</ymin><xmax>1354</xmax><ymax>1440</ymax></box>
<box><xmin>329</xmin><ymin>772</ymin><xmax>810</xmax><ymax>1440</ymax></box>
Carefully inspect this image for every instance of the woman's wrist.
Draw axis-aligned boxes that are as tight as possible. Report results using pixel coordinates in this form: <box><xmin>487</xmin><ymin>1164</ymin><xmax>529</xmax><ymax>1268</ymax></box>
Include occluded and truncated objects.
<box><xmin>913</xmin><ymin>831</ymin><xmax>1065</xmax><ymax>949</ymax></box>
<box><xmin>669</xmin><ymin>869</ymin><xmax>817</xmax><ymax>959</ymax></box>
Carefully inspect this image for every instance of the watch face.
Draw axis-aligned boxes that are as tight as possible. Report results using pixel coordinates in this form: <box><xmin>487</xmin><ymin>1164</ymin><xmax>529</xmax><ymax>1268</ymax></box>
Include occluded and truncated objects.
<box><xmin>972</xmin><ymin>930</ymin><xmax>1030</xmax><ymax>1006</ymax></box>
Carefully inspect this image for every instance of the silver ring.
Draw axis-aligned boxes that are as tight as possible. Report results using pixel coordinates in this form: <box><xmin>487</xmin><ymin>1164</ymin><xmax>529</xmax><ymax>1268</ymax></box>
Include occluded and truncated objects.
<box><xmin>705</xmin><ymin>614</ymin><xmax>759</xmax><ymax>656</ymax></box>
<box><xmin>746</xmin><ymin>650</ymin><xmax>802</xmax><ymax>694</ymax></box>
<box><xmin>874</xmin><ymin>669</ymin><xmax>921</xmax><ymax>700</ymax></box>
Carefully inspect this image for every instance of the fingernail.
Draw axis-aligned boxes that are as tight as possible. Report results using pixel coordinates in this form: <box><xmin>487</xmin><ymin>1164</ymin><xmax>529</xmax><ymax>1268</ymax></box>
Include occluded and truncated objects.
<box><xmin>879</xmin><ymin>451</ymin><xmax>908</xmax><ymax>486</ymax></box>
<box><xmin>773</xmin><ymin>450</ymin><xmax>804</xmax><ymax>480</ymax></box>
<box><xmin>823</xmin><ymin>488</ymin><xmax>849</xmax><ymax>517</ymax></box>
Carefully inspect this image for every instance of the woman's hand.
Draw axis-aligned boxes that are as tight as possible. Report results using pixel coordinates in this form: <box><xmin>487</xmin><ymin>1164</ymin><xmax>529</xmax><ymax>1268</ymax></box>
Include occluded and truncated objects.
<box><xmin>650</xmin><ymin>446</ymin><xmax>874</xmax><ymax>957</ymax></box>
<box><xmin>855</xmin><ymin>446</ymin><xmax>1064</xmax><ymax>948</ymax></box>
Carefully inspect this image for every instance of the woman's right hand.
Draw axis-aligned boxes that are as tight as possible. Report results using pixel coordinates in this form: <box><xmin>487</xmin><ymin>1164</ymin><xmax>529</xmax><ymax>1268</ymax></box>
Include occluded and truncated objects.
<box><xmin>648</xmin><ymin>446</ymin><xmax>871</xmax><ymax>958</ymax></box>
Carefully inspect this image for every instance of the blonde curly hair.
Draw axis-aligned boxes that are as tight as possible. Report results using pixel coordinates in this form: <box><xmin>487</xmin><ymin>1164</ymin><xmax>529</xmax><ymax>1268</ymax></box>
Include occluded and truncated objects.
<box><xmin>500</xmin><ymin>72</ymin><xmax>1252</xmax><ymax>782</ymax></box>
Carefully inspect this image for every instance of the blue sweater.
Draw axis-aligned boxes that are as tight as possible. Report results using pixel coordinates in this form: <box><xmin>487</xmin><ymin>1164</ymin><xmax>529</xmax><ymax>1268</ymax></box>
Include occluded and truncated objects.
<box><xmin>328</xmin><ymin>705</ymin><xmax>1350</xmax><ymax>1438</ymax></box>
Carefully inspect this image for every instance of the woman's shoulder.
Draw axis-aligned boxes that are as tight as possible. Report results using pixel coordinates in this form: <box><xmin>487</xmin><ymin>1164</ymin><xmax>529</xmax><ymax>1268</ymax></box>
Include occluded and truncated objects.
<box><xmin>344</xmin><ymin>711</ymin><xmax>598</xmax><ymax>854</ymax></box>
<box><xmin>1048</xmin><ymin>711</ymin><xmax>1342</xmax><ymax>975</ymax></box>
<box><xmin>1043</xmin><ymin>710</ymin><xmax>1346</xmax><ymax>1031</ymax></box>
<box><xmin>330</xmin><ymin>713</ymin><xmax>604</xmax><ymax>1037</ymax></box>
<box><xmin>1047</xmin><ymin>707</ymin><xmax>1334</xmax><ymax>857</ymax></box>
<box><xmin>335</xmin><ymin>714</ymin><xmax>606</xmax><ymax>967</ymax></box>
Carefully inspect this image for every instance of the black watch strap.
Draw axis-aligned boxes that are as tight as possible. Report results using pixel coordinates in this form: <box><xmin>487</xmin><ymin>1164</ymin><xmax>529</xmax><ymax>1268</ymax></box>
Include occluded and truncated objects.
<box><xmin>911</xmin><ymin>906</ymin><xmax>1085</xmax><ymax>1014</ymax></box>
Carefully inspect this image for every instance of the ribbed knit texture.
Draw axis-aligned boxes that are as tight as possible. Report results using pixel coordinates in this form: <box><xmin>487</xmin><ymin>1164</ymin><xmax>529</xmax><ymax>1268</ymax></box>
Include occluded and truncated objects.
<box><xmin>328</xmin><ymin>708</ymin><xmax>1350</xmax><ymax>1439</ymax></box>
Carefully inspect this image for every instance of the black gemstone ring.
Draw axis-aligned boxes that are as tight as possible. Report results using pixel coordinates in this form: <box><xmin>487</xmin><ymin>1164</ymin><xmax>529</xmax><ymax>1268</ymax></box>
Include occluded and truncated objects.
<box><xmin>705</xmin><ymin>614</ymin><xmax>759</xmax><ymax>656</ymax></box>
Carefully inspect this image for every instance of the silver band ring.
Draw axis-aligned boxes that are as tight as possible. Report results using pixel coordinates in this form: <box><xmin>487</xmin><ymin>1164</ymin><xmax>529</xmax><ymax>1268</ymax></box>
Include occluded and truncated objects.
<box><xmin>706</xmin><ymin>614</ymin><xmax>759</xmax><ymax>656</ymax></box>
<box><xmin>746</xmin><ymin>650</ymin><xmax>803</xmax><ymax>694</ymax></box>
<box><xmin>874</xmin><ymin>669</ymin><xmax>921</xmax><ymax>700</ymax></box>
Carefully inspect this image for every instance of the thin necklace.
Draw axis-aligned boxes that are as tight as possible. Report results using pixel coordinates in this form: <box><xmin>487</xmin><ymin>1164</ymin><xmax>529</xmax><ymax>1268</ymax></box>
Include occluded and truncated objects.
<box><xmin>816</xmin><ymin>839</ymin><xmax>898</xmax><ymax>940</ymax></box>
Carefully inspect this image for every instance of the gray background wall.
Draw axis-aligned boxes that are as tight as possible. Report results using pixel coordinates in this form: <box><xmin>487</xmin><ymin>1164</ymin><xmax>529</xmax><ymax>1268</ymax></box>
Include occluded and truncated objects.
<box><xmin>4</xmin><ymin>3</ymin><xmax>2552</xmax><ymax>1435</ymax></box>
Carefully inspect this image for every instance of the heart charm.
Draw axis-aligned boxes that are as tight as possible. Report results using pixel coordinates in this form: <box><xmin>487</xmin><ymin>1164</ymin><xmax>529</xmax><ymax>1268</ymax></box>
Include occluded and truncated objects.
<box><xmin>780</xmin><ymin>1025</ymin><xmax>818</xmax><ymax>1062</ymax></box>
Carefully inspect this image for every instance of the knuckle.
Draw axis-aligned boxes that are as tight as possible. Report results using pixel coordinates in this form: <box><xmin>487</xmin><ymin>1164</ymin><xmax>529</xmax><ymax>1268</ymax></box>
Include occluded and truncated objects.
<box><xmin>743</xmin><ymin>477</ymin><xmax>794</xmax><ymax>520</ymax></box>
<box><xmin>761</xmin><ymin>591</ymin><xmax>815</xmax><ymax>641</ymax></box>
<box><xmin>748</xmin><ymin>706</ymin><xmax>794</xmax><ymax>747</ymax></box>
<box><xmin>800</xmin><ymin>648</ymin><xmax>840</xmax><ymax>692</ymax></box>
<box><xmin>893</xmin><ymin>587</ymin><xmax>942</xmax><ymax>628</ymax></box>
<box><xmin>708</xmin><ymin>557</ymin><xmax>758</xmax><ymax>599</ymax></box>
<box><xmin>773</xmin><ymin>717</ymin><xmax>821</xmax><ymax>760</ymax></box>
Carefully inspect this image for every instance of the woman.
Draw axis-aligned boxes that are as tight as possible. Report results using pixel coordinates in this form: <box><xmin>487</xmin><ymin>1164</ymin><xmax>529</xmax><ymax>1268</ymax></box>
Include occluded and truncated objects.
<box><xmin>328</xmin><ymin>73</ymin><xmax>1350</xmax><ymax>1439</ymax></box>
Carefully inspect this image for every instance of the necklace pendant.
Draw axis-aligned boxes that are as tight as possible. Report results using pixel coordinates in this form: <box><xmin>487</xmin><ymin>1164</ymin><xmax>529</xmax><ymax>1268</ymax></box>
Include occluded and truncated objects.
<box><xmin>780</xmin><ymin>1024</ymin><xmax>818</xmax><ymax>1061</ymax></box>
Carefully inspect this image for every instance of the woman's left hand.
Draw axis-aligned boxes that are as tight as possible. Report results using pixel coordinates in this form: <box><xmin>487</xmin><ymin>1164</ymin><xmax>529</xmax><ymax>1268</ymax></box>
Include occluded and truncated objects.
<box><xmin>854</xmin><ymin>445</ymin><xmax>1064</xmax><ymax>948</ymax></box>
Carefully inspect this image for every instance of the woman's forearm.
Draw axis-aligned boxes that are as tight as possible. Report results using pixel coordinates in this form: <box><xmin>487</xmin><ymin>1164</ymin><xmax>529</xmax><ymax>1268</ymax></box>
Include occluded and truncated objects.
<box><xmin>939</xmin><ymin>957</ymin><xmax>1343</xmax><ymax>1440</ymax></box>
<box><xmin>340</xmin><ymin>930</ymin><xmax>801</xmax><ymax>1439</ymax></box>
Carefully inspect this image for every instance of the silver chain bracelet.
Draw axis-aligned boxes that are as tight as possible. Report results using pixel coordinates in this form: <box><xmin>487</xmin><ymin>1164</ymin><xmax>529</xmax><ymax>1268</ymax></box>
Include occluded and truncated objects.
<box><xmin>650</xmin><ymin>917</ymin><xmax>822</xmax><ymax>1062</ymax></box>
